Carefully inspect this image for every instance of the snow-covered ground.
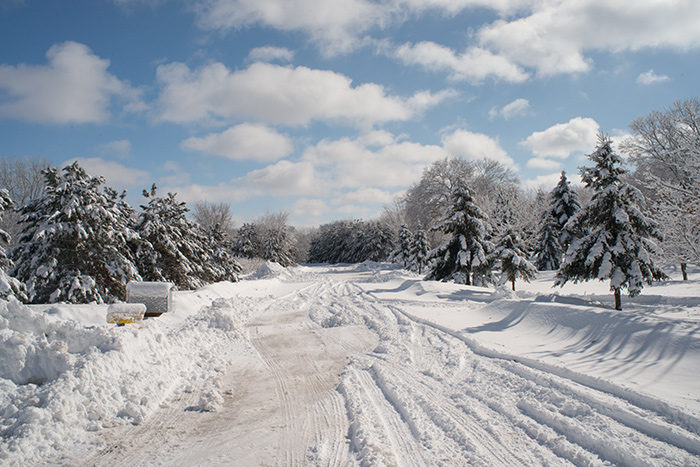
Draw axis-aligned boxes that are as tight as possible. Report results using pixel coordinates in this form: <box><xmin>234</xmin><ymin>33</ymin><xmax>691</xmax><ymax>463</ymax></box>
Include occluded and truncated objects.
<box><xmin>1</xmin><ymin>262</ymin><xmax>699</xmax><ymax>466</ymax></box>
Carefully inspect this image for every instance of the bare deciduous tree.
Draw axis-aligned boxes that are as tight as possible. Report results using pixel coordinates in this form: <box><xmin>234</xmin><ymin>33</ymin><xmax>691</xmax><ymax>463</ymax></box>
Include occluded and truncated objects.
<box><xmin>192</xmin><ymin>201</ymin><xmax>236</xmax><ymax>238</ymax></box>
<box><xmin>0</xmin><ymin>155</ymin><xmax>51</xmax><ymax>245</ymax></box>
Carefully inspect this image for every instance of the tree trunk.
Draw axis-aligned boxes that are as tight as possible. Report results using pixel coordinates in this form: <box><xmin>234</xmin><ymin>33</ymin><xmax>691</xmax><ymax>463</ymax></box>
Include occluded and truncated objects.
<box><xmin>511</xmin><ymin>278</ymin><xmax>516</xmax><ymax>291</ymax></box>
<box><xmin>681</xmin><ymin>263</ymin><xmax>688</xmax><ymax>281</ymax></box>
<box><xmin>614</xmin><ymin>289</ymin><xmax>622</xmax><ymax>310</ymax></box>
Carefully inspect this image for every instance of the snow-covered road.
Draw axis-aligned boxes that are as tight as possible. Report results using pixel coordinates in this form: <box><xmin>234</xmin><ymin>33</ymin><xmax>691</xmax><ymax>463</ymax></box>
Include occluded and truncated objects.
<box><xmin>3</xmin><ymin>263</ymin><xmax>700</xmax><ymax>466</ymax></box>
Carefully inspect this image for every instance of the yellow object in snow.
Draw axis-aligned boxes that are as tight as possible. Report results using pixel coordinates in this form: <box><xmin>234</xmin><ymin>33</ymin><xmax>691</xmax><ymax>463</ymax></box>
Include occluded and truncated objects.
<box><xmin>106</xmin><ymin>303</ymin><xmax>146</xmax><ymax>326</ymax></box>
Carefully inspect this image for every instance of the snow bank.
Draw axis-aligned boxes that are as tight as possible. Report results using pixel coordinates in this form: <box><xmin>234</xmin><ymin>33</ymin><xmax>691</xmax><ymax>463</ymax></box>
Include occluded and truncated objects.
<box><xmin>246</xmin><ymin>261</ymin><xmax>289</xmax><ymax>280</ymax></box>
<box><xmin>0</xmin><ymin>296</ymin><xmax>255</xmax><ymax>465</ymax></box>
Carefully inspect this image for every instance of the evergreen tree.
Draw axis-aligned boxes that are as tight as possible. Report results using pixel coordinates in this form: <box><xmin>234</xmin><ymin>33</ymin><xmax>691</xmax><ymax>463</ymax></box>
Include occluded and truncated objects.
<box><xmin>550</xmin><ymin>171</ymin><xmax>580</xmax><ymax>250</ymax></box>
<box><xmin>555</xmin><ymin>134</ymin><xmax>665</xmax><ymax>310</ymax></box>
<box><xmin>0</xmin><ymin>189</ymin><xmax>27</xmax><ymax>301</ymax></box>
<box><xmin>390</xmin><ymin>225</ymin><xmax>413</xmax><ymax>268</ymax></box>
<box><xmin>408</xmin><ymin>227</ymin><xmax>430</xmax><ymax>274</ymax></box>
<box><xmin>11</xmin><ymin>163</ymin><xmax>140</xmax><ymax>303</ymax></box>
<box><xmin>133</xmin><ymin>185</ymin><xmax>217</xmax><ymax>290</ymax></box>
<box><xmin>492</xmin><ymin>227</ymin><xmax>537</xmax><ymax>290</ymax></box>
<box><xmin>203</xmin><ymin>223</ymin><xmax>242</xmax><ymax>282</ymax></box>
<box><xmin>425</xmin><ymin>183</ymin><xmax>493</xmax><ymax>285</ymax></box>
<box><xmin>533</xmin><ymin>211</ymin><xmax>563</xmax><ymax>271</ymax></box>
<box><xmin>233</xmin><ymin>223</ymin><xmax>260</xmax><ymax>259</ymax></box>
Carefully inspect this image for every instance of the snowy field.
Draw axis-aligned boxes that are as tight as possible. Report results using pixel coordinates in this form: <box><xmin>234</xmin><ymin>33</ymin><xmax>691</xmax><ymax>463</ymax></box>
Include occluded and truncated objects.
<box><xmin>1</xmin><ymin>262</ymin><xmax>699</xmax><ymax>466</ymax></box>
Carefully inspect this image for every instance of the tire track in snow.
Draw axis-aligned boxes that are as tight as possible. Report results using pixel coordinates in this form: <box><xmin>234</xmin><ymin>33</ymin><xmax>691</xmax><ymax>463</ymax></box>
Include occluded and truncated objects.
<box><xmin>247</xmin><ymin>279</ymin><xmax>375</xmax><ymax>466</ymax></box>
<box><xmin>342</xmin><ymin>279</ymin><xmax>700</xmax><ymax>465</ymax></box>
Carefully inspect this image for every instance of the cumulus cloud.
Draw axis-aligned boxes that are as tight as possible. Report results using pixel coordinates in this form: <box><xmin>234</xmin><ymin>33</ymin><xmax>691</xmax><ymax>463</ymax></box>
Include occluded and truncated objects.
<box><xmin>520</xmin><ymin>117</ymin><xmax>599</xmax><ymax>158</ymax></box>
<box><xmin>63</xmin><ymin>157</ymin><xmax>150</xmax><ymax>190</ymax></box>
<box><xmin>247</xmin><ymin>46</ymin><xmax>295</xmax><ymax>63</ymax></box>
<box><xmin>636</xmin><ymin>69</ymin><xmax>670</xmax><ymax>85</ymax></box>
<box><xmin>478</xmin><ymin>1</ymin><xmax>700</xmax><ymax>76</ymax></box>
<box><xmin>290</xmin><ymin>198</ymin><xmax>328</xmax><ymax>217</ymax></box>
<box><xmin>335</xmin><ymin>188</ymin><xmax>396</xmax><ymax>205</ymax></box>
<box><xmin>238</xmin><ymin>160</ymin><xmax>319</xmax><ymax>196</ymax></box>
<box><xmin>441</xmin><ymin>129</ymin><xmax>515</xmax><ymax>166</ymax></box>
<box><xmin>156</xmin><ymin>61</ymin><xmax>450</xmax><ymax>127</ymax></box>
<box><xmin>395</xmin><ymin>41</ymin><xmax>528</xmax><ymax>83</ymax></box>
<box><xmin>489</xmin><ymin>98</ymin><xmax>531</xmax><ymax>120</ymax></box>
<box><xmin>523</xmin><ymin>172</ymin><xmax>566</xmax><ymax>191</ymax></box>
<box><xmin>526</xmin><ymin>157</ymin><xmax>562</xmax><ymax>170</ymax></box>
<box><xmin>0</xmin><ymin>41</ymin><xmax>141</xmax><ymax>124</ymax></box>
<box><xmin>302</xmin><ymin>136</ymin><xmax>447</xmax><ymax>188</ymax></box>
<box><xmin>181</xmin><ymin>123</ymin><xmax>293</xmax><ymax>161</ymax></box>
<box><xmin>194</xmin><ymin>0</ymin><xmax>534</xmax><ymax>55</ymax></box>
<box><xmin>162</xmin><ymin>182</ymin><xmax>251</xmax><ymax>204</ymax></box>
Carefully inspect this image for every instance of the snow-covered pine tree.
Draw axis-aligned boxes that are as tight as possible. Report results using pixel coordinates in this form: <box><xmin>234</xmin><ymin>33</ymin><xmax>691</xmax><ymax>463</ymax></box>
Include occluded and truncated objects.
<box><xmin>492</xmin><ymin>227</ymin><xmax>537</xmax><ymax>290</ymax></box>
<box><xmin>425</xmin><ymin>183</ymin><xmax>493</xmax><ymax>285</ymax></box>
<box><xmin>533</xmin><ymin>211</ymin><xmax>563</xmax><ymax>271</ymax></box>
<box><xmin>550</xmin><ymin>171</ymin><xmax>580</xmax><ymax>250</ymax></box>
<box><xmin>390</xmin><ymin>225</ymin><xmax>413</xmax><ymax>268</ymax></box>
<box><xmin>133</xmin><ymin>184</ymin><xmax>216</xmax><ymax>290</ymax></box>
<box><xmin>408</xmin><ymin>227</ymin><xmax>430</xmax><ymax>274</ymax></box>
<box><xmin>10</xmin><ymin>163</ymin><xmax>140</xmax><ymax>303</ymax></box>
<box><xmin>233</xmin><ymin>223</ymin><xmax>260</xmax><ymax>259</ymax></box>
<box><xmin>555</xmin><ymin>134</ymin><xmax>665</xmax><ymax>310</ymax></box>
<box><xmin>203</xmin><ymin>223</ymin><xmax>242</xmax><ymax>282</ymax></box>
<box><xmin>0</xmin><ymin>189</ymin><xmax>27</xmax><ymax>301</ymax></box>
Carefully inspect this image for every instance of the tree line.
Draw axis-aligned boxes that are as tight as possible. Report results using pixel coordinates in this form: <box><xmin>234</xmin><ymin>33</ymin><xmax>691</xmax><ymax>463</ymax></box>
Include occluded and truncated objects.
<box><xmin>0</xmin><ymin>98</ymin><xmax>697</xmax><ymax>309</ymax></box>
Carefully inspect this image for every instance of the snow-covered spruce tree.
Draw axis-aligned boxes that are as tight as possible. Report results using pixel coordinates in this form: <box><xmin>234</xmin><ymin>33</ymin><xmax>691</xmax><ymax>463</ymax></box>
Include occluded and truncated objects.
<box><xmin>550</xmin><ymin>171</ymin><xmax>580</xmax><ymax>250</ymax></box>
<box><xmin>256</xmin><ymin>211</ymin><xmax>296</xmax><ymax>267</ymax></box>
<box><xmin>408</xmin><ymin>227</ymin><xmax>431</xmax><ymax>274</ymax></box>
<box><xmin>533</xmin><ymin>211</ymin><xmax>563</xmax><ymax>271</ymax></box>
<box><xmin>492</xmin><ymin>227</ymin><xmax>537</xmax><ymax>291</ymax></box>
<box><xmin>10</xmin><ymin>163</ymin><xmax>140</xmax><ymax>303</ymax></box>
<box><xmin>0</xmin><ymin>189</ymin><xmax>27</xmax><ymax>301</ymax></box>
<box><xmin>555</xmin><ymin>134</ymin><xmax>665</xmax><ymax>310</ymax></box>
<box><xmin>425</xmin><ymin>183</ymin><xmax>494</xmax><ymax>285</ymax></box>
<box><xmin>233</xmin><ymin>223</ymin><xmax>260</xmax><ymax>259</ymax></box>
<box><xmin>133</xmin><ymin>184</ymin><xmax>218</xmax><ymax>290</ymax></box>
<box><xmin>390</xmin><ymin>225</ymin><xmax>413</xmax><ymax>268</ymax></box>
<box><xmin>357</xmin><ymin>221</ymin><xmax>395</xmax><ymax>263</ymax></box>
<box><xmin>203</xmin><ymin>223</ymin><xmax>242</xmax><ymax>282</ymax></box>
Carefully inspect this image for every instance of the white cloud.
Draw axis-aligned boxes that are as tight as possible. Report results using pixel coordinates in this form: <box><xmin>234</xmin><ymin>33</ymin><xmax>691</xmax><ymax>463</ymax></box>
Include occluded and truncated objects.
<box><xmin>336</xmin><ymin>188</ymin><xmax>396</xmax><ymax>205</ymax></box>
<box><xmin>478</xmin><ymin>1</ymin><xmax>700</xmax><ymax>76</ymax></box>
<box><xmin>156</xmin><ymin>61</ymin><xmax>450</xmax><ymax>127</ymax></box>
<box><xmin>636</xmin><ymin>69</ymin><xmax>670</xmax><ymax>85</ymax></box>
<box><xmin>526</xmin><ymin>157</ymin><xmax>562</xmax><ymax>170</ymax></box>
<box><xmin>194</xmin><ymin>0</ymin><xmax>532</xmax><ymax>56</ymax></box>
<box><xmin>196</xmin><ymin>0</ymin><xmax>388</xmax><ymax>55</ymax></box>
<box><xmin>520</xmin><ymin>117</ymin><xmax>599</xmax><ymax>158</ymax></box>
<box><xmin>291</xmin><ymin>198</ymin><xmax>328</xmax><ymax>217</ymax></box>
<box><xmin>163</xmin><ymin>182</ymin><xmax>251</xmax><ymax>204</ymax></box>
<box><xmin>181</xmin><ymin>123</ymin><xmax>293</xmax><ymax>162</ymax></box>
<box><xmin>395</xmin><ymin>41</ymin><xmax>529</xmax><ymax>83</ymax></box>
<box><xmin>441</xmin><ymin>129</ymin><xmax>515</xmax><ymax>166</ymax></box>
<box><xmin>302</xmin><ymin>136</ymin><xmax>447</xmax><ymax>188</ymax></box>
<box><xmin>98</xmin><ymin>139</ymin><xmax>132</xmax><ymax>158</ymax></box>
<box><xmin>489</xmin><ymin>98</ymin><xmax>531</xmax><ymax>120</ymax></box>
<box><xmin>247</xmin><ymin>46</ymin><xmax>295</xmax><ymax>63</ymax></box>
<box><xmin>64</xmin><ymin>157</ymin><xmax>150</xmax><ymax>190</ymax></box>
<box><xmin>523</xmin><ymin>172</ymin><xmax>565</xmax><ymax>191</ymax></box>
<box><xmin>238</xmin><ymin>160</ymin><xmax>319</xmax><ymax>196</ymax></box>
<box><xmin>0</xmin><ymin>42</ymin><xmax>141</xmax><ymax>124</ymax></box>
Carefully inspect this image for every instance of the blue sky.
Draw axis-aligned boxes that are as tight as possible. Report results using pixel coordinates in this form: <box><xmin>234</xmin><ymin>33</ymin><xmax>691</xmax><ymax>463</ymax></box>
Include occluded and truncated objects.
<box><xmin>1</xmin><ymin>0</ymin><xmax>698</xmax><ymax>227</ymax></box>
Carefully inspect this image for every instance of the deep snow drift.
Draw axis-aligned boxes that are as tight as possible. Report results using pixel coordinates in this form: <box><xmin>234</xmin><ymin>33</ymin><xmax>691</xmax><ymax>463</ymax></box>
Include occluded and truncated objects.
<box><xmin>1</xmin><ymin>262</ymin><xmax>699</xmax><ymax>466</ymax></box>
